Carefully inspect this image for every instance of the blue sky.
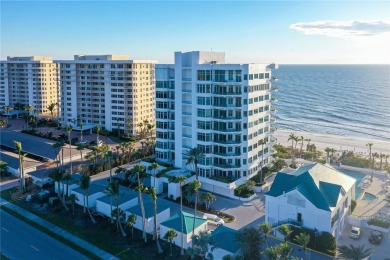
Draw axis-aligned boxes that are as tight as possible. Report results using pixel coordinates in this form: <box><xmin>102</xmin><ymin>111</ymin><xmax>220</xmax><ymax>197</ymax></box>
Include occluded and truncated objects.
<box><xmin>1</xmin><ymin>1</ymin><xmax>389</xmax><ymax>64</ymax></box>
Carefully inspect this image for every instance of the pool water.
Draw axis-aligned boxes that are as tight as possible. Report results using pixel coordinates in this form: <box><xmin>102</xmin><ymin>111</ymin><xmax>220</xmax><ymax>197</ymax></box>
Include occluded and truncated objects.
<box><xmin>339</xmin><ymin>169</ymin><xmax>365</xmax><ymax>200</ymax></box>
<box><xmin>362</xmin><ymin>192</ymin><xmax>376</xmax><ymax>201</ymax></box>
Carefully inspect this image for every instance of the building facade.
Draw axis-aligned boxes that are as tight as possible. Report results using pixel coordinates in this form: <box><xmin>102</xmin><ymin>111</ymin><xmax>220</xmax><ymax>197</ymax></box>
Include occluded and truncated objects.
<box><xmin>0</xmin><ymin>56</ymin><xmax>58</xmax><ymax>116</ymax></box>
<box><xmin>55</xmin><ymin>55</ymin><xmax>156</xmax><ymax>134</ymax></box>
<box><xmin>155</xmin><ymin>51</ymin><xmax>277</xmax><ymax>184</ymax></box>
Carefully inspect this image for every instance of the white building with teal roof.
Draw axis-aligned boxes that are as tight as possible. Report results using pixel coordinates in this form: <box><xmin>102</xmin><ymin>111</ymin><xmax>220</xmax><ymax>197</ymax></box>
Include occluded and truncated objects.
<box><xmin>265</xmin><ymin>163</ymin><xmax>356</xmax><ymax>238</ymax></box>
<box><xmin>159</xmin><ymin>211</ymin><xmax>208</xmax><ymax>250</ymax></box>
<box><xmin>209</xmin><ymin>226</ymin><xmax>241</xmax><ymax>259</ymax></box>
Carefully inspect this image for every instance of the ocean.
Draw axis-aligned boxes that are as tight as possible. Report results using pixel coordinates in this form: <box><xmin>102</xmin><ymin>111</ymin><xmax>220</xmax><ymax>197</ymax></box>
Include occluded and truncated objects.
<box><xmin>274</xmin><ymin>65</ymin><xmax>390</xmax><ymax>141</ymax></box>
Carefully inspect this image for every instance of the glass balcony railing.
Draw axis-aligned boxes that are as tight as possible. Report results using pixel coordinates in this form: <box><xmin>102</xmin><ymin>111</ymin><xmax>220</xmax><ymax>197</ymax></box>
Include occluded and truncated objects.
<box><xmin>213</xmin><ymin>115</ymin><xmax>242</xmax><ymax>120</ymax></box>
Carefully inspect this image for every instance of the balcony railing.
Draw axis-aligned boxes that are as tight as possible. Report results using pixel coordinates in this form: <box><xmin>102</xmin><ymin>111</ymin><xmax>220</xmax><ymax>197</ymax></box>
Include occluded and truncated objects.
<box><xmin>271</xmin><ymin>218</ymin><xmax>303</xmax><ymax>228</ymax></box>
<box><xmin>213</xmin><ymin>128</ymin><xmax>242</xmax><ymax>133</ymax></box>
<box><xmin>213</xmin><ymin>115</ymin><xmax>242</xmax><ymax>120</ymax></box>
<box><xmin>214</xmin><ymin>152</ymin><xmax>241</xmax><ymax>157</ymax></box>
<box><xmin>212</xmin><ymin>91</ymin><xmax>242</xmax><ymax>96</ymax></box>
<box><xmin>213</xmin><ymin>140</ymin><xmax>241</xmax><ymax>144</ymax></box>
<box><xmin>213</xmin><ymin>103</ymin><xmax>242</xmax><ymax>108</ymax></box>
<box><xmin>213</xmin><ymin>163</ymin><xmax>241</xmax><ymax>169</ymax></box>
<box><xmin>182</xmin><ymin>77</ymin><xmax>192</xmax><ymax>81</ymax></box>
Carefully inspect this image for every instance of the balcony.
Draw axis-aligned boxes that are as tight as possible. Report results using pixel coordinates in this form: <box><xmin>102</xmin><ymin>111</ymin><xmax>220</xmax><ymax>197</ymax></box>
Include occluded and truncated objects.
<box><xmin>213</xmin><ymin>115</ymin><xmax>242</xmax><ymax>120</ymax></box>
<box><xmin>270</xmin><ymin>127</ymin><xmax>277</xmax><ymax>133</ymax></box>
<box><xmin>212</xmin><ymin>91</ymin><xmax>242</xmax><ymax>96</ymax></box>
<box><xmin>271</xmin><ymin>218</ymin><xmax>303</xmax><ymax>228</ymax></box>
<box><xmin>272</xmin><ymin>76</ymin><xmax>279</xmax><ymax>81</ymax></box>
<box><xmin>182</xmin><ymin>100</ymin><xmax>192</xmax><ymax>105</ymax></box>
<box><xmin>213</xmin><ymin>163</ymin><xmax>241</xmax><ymax>169</ymax></box>
<box><xmin>213</xmin><ymin>103</ymin><xmax>242</xmax><ymax>108</ymax></box>
<box><xmin>182</xmin><ymin>111</ymin><xmax>192</xmax><ymax>116</ymax></box>
<box><xmin>183</xmin><ymin>133</ymin><xmax>192</xmax><ymax>139</ymax></box>
<box><xmin>182</xmin><ymin>77</ymin><xmax>192</xmax><ymax>81</ymax></box>
<box><xmin>182</xmin><ymin>122</ymin><xmax>192</xmax><ymax>127</ymax></box>
<box><xmin>182</xmin><ymin>88</ymin><xmax>192</xmax><ymax>93</ymax></box>
<box><xmin>213</xmin><ymin>128</ymin><xmax>242</xmax><ymax>133</ymax></box>
<box><xmin>214</xmin><ymin>152</ymin><xmax>241</xmax><ymax>157</ymax></box>
<box><xmin>213</xmin><ymin>140</ymin><xmax>241</xmax><ymax>145</ymax></box>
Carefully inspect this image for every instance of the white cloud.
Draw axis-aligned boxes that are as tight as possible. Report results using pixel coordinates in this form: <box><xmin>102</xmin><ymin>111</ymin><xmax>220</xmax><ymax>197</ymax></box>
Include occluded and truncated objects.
<box><xmin>290</xmin><ymin>20</ymin><xmax>390</xmax><ymax>38</ymax></box>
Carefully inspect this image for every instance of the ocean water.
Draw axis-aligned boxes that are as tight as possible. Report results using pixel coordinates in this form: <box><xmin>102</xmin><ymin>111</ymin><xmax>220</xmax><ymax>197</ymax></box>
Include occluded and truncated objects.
<box><xmin>274</xmin><ymin>65</ymin><xmax>390</xmax><ymax>141</ymax></box>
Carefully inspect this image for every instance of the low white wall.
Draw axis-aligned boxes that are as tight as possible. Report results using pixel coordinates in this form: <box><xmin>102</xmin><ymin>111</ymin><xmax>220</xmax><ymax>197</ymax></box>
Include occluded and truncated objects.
<box><xmin>126</xmin><ymin>208</ymin><xmax>171</xmax><ymax>234</ymax></box>
<box><xmin>70</xmin><ymin>190</ymin><xmax>105</xmax><ymax>208</ymax></box>
<box><xmin>96</xmin><ymin>197</ymin><xmax>138</xmax><ymax>217</ymax></box>
<box><xmin>168</xmin><ymin>182</ymin><xmax>180</xmax><ymax>200</ymax></box>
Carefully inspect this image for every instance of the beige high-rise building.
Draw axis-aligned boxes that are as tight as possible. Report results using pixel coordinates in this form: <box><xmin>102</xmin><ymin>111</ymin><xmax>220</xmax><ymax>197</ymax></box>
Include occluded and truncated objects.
<box><xmin>55</xmin><ymin>55</ymin><xmax>156</xmax><ymax>135</ymax></box>
<box><xmin>0</xmin><ymin>56</ymin><xmax>58</xmax><ymax>116</ymax></box>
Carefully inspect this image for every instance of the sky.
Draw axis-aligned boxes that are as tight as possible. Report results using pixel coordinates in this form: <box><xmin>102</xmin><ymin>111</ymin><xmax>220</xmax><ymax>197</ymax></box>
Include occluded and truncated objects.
<box><xmin>1</xmin><ymin>1</ymin><xmax>390</xmax><ymax>64</ymax></box>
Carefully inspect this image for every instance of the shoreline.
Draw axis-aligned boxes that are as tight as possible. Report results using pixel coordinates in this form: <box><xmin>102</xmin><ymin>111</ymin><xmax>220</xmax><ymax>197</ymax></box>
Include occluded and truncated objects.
<box><xmin>274</xmin><ymin>130</ymin><xmax>390</xmax><ymax>155</ymax></box>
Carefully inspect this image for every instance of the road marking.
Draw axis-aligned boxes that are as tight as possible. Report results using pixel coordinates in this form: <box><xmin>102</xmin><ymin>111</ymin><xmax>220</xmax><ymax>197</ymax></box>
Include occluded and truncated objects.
<box><xmin>1</xmin><ymin>227</ymin><xmax>9</xmax><ymax>232</ymax></box>
<box><xmin>30</xmin><ymin>245</ymin><xmax>39</xmax><ymax>251</ymax></box>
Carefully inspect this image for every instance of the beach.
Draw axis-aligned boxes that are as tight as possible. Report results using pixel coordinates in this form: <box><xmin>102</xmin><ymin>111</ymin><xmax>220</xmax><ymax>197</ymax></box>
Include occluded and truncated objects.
<box><xmin>274</xmin><ymin>130</ymin><xmax>390</xmax><ymax>156</ymax></box>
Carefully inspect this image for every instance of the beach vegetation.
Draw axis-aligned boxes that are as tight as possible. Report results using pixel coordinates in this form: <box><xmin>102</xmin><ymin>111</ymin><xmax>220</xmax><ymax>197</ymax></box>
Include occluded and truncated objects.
<box><xmin>342</xmin><ymin>153</ymin><xmax>371</xmax><ymax>168</ymax></box>
<box><xmin>274</xmin><ymin>144</ymin><xmax>291</xmax><ymax>158</ymax></box>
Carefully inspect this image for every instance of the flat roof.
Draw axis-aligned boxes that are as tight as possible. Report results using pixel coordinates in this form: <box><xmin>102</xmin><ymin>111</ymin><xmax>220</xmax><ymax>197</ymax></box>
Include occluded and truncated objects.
<box><xmin>127</xmin><ymin>203</ymin><xmax>169</xmax><ymax>219</ymax></box>
<box><xmin>0</xmin><ymin>150</ymin><xmax>42</xmax><ymax>170</ymax></box>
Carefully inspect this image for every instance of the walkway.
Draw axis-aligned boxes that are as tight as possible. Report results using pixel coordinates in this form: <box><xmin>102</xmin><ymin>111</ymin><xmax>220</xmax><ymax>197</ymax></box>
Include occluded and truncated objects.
<box><xmin>0</xmin><ymin>197</ymin><xmax>118</xmax><ymax>260</ymax></box>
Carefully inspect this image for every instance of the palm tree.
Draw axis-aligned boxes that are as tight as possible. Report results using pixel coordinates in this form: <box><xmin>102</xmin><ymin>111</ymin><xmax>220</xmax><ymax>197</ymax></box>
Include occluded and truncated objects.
<box><xmin>148</xmin><ymin>162</ymin><xmax>162</xmax><ymax>252</ymax></box>
<box><xmin>96</xmin><ymin>126</ymin><xmax>101</xmax><ymax>144</ymax></box>
<box><xmin>172</xmin><ymin>175</ymin><xmax>187</xmax><ymax>255</ymax></box>
<box><xmin>277</xmin><ymin>243</ymin><xmax>292</xmax><ymax>260</ymax></box>
<box><xmin>65</xmin><ymin>125</ymin><xmax>73</xmax><ymax>175</ymax></box>
<box><xmin>299</xmin><ymin>136</ymin><xmax>304</xmax><ymax>158</ymax></box>
<box><xmin>380</xmin><ymin>153</ymin><xmax>385</xmax><ymax>170</ymax></box>
<box><xmin>126</xmin><ymin>213</ymin><xmax>137</xmax><ymax>239</ymax></box>
<box><xmin>132</xmin><ymin>164</ymin><xmax>148</xmax><ymax>242</ymax></box>
<box><xmin>4</xmin><ymin>106</ymin><xmax>13</xmax><ymax>125</ymax></box>
<box><xmin>200</xmin><ymin>192</ymin><xmax>216</xmax><ymax>211</ymax></box>
<box><xmin>79</xmin><ymin>173</ymin><xmax>96</xmax><ymax>224</ymax></box>
<box><xmin>47</xmin><ymin>103</ymin><xmax>57</xmax><ymax>121</ymax></box>
<box><xmin>264</xmin><ymin>246</ymin><xmax>280</xmax><ymax>260</ymax></box>
<box><xmin>66</xmin><ymin>194</ymin><xmax>78</xmax><ymax>215</ymax></box>
<box><xmin>49</xmin><ymin>168</ymin><xmax>69</xmax><ymax>210</ymax></box>
<box><xmin>76</xmin><ymin>144</ymin><xmax>85</xmax><ymax>161</ymax></box>
<box><xmin>294</xmin><ymin>233</ymin><xmax>310</xmax><ymax>255</ymax></box>
<box><xmin>101</xmin><ymin>128</ymin><xmax>109</xmax><ymax>145</ymax></box>
<box><xmin>236</xmin><ymin>227</ymin><xmax>263</xmax><ymax>260</ymax></box>
<box><xmin>330</xmin><ymin>148</ymin><xmax>337</xmax><ymax>163</ymax></box>
<box><xmin>105</xmin><ymin>180</ymin><xmax>127</xmax><ymax>237</ymax></box>
<box><xmin>184</xmin><ymin>147</ymin><xmax>204</xmax><ymax>180</ymax></box>
<box><xmin>305</xmin><ymin>138</ymin><xmax>311</xmax><ymax>151</ymax></box>
<box><xmin>385</xmin><ymin>154</ymin><xmax>389</xmax><ymax>168</ymax></box>
<box><xmin>372</xmin><ymin>152</ymin><xmax>379</xmax><ymax>169</ymax></box>
<box><xmin>147</xmin><ymin>123</ymin><xmax>154</xmax><ymax>138</ymax></box>
<box><xmin>277</xmin><ymin>224</ymin><xmax>292</xmax><ymax>242</ymax></box>
<box><xmin>125</xmin><ymin>118</ymin><xmax>133</xmax><ymax>137</ymax></box>
<box><xmin>193</xmin><ymin>230</ymin><xmax>214</xmax><ymax>260</ymax></box>
<box><xmin>325</xmin><ymin>147</ymin><xmax>332</xmax><ymax>163</ymax></box>
<box><xmin>259</xmin><ymin>139</ymin><xmax>266</xmax><ymax>182</ymax></box>
<box><xmin>258</xmin><ymin>222</ymin><xmax>273</xmax><ymax>248</ymax></box>
<box><xmin>14</xmin><ymin>141</ymin><xmax>26</xmax><ymax>192</ymax></box>
<box><xmin>366</xmin><ymin>143</ymin><xmax>373</xmax><ymax>164</ymax></box>
<box><xmin>288</xmin><ymin>133</ymin><xmax>297</xmax><ymax>156</ymax></box>
<box><xmin>62</xmin><ymin>173</ymin><xmax>71</xmax><ymax>202</ymax></box>
<box><xmin>52</xmin><ymin>141</ymin><xmax>64</xmax><ymax>167</ymax></box>
<box><xmin>187</xmin><ymin>180</ymin><xmax>201</xmax><ymax>254</ymax></box>
<box><xmin>25</xmin><ymin>105</ymin><xmax>34</xmax><ymax>129</ymax></box>
<box><xmin>164</xmin><ymin>228</ymin><xmax>178</xmax><ymax>257</ymax></box>
<box><xmin>337</xmin><ymin>244</ymin><xmax>372</xmax><ymax>260</ymax></box>
<box><xmin>79</xmin><ymin>121</ymin><xmax>84</xmax><ymax>142</ymax></box>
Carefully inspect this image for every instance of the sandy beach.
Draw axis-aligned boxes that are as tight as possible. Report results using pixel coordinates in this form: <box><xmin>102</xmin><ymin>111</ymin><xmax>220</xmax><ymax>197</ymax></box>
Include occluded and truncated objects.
<box><xmin>274</xmin><ymin>130</ymin><xmax>390</xmax><ymax>156</ymax></box>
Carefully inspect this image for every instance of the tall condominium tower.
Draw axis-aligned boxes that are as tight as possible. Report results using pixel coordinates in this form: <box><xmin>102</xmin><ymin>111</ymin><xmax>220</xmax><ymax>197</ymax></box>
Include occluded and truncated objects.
<box><xmin>56</xmin><ymin>55</ymin><xmax>156</xmax><ymax>134</ymax></box>
<box><xmin>0</xmin><ymin>56</ymin><xmax>58</xmax><ymax>116</ymax></box>
<box><xmin>156</xmin><ymin>51</ymin><xmax>277</xmax><ymax>185</ymax></box>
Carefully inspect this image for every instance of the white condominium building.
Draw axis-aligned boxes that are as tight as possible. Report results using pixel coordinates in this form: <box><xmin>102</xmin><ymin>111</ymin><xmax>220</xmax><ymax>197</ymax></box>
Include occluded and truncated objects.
<box><xmin>156</xmin><ymin>51</ymin><xmax>277</xmax><ymax>183</ymax></box>
<box><xmin>55</xmin><ymin>55</ymin><xmax>156</xmax><ymax>134</ymax></box>
<box><xmin>0</xmin><ymin>56</ymin><xmax>58</xmax><ymax>116</ymax></box>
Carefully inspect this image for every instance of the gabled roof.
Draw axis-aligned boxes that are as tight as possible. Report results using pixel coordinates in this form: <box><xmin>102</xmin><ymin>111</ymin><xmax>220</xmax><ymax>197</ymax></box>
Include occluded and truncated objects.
<box><xmin>160</xmin><ymin>211</ymin><xmax>207</xmax><ymax>235</ymax></box>
<box><xmin>266</xmin><ymin>163</ymin><xmax>356</xmax><ymax>212</ymax></box>
<box><xmin>127</xmin><ymin>203</ymin><xmax>169</xmax><ymax>219</ymax></box>
<box><xmin>211</xmin><ymin>226</ymin><xmax>240</xmax><ymax>253</ymax></box>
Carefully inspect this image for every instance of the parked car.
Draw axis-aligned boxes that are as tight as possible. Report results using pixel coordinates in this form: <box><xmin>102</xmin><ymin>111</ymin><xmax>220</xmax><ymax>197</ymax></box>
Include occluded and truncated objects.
<box><xmin>349</xmin><ymin>226</ymin><xmax>361</xmax><ymax>239</ymax></box>
<box><xmin>89</xmin><ymin>140</ymin><xmax>103</xmax><ymax>146</ymax></box>
<box><xmin>203</xmin><ymin>213</ymin><xmax>225</xmax><ymax>226</ymax></box>
<box><xmin>368</xmin><ymin>230</ymin><xmax>383</xmax><ymax>244</ymax></box>
<box><xmin>58</xmin><ymin>134</ymin><xmax>67</xmax><ymax>140</ymax></box>
<box><xmin>79</xmin><ymin>140</ymin><xmax>88</xmax><ymax>145</ymax></box>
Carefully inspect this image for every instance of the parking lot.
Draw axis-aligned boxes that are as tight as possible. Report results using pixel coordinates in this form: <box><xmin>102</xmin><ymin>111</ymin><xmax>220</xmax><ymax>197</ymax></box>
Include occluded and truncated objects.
<box><xmin>337</xmin><ymin>224</ymin><xmax>390</xmax><ymax>259</ymax></box>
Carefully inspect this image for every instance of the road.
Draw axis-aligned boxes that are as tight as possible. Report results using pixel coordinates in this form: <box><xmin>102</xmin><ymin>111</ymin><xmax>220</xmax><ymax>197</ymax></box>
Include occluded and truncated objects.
<box><xmin>0</xmin><ymin>209</ymin><xmax>88</xmax><ymax>260</ymax></box>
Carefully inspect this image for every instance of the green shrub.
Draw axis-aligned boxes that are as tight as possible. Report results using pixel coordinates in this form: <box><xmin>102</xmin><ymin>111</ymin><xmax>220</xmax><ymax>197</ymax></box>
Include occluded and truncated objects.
<box><xmin>270</xmin><ymin>159</ymin><xmax>287</xmax><ymax>172</ymax></box>
<box><xmin>342</xmin><ymin>154</ymin><xmax>370</xmax><ymax>168</ymax></box>
<box><xmin>210</xmin><ymin>176</ymin><xmax>234</xmax><ymax>183</ymax></box>
<box><xmin>316</xmin><ymin>232</ymin><xmax>336</xmax><ymax>256</ymax></box>
<box><xmin>290</xmin><ymin>226</ymin><xmax>316</xmax><ymax>250</ymax></box>
<box><xmin>234</xmin><ymin>184</ymin><xmax>254</xmax><ymax>198</ymax></box>
<box><xmin>351</xmin><ymin>200</ymin><xmax>357</xmax><ymax>213</ymax></box>
<box><xmin>120</xmin><ymin>136</ymin><xmax>136</xmax><ymax>142</ymax></box>
<box><xmin>368</xmin><ymin>218</ymin><xmax>390</xmax><ymax>229</ymax></box>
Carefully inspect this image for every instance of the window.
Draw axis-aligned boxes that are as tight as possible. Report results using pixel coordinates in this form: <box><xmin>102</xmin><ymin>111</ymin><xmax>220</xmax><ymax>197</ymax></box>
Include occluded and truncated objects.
<box><xmin>197</xmin><ymin>70</ymin><xmax>211</xmax><ymax>81</ymax></box>
<box><xmin>214</xmin><ymin>70</ymin><xmax>225</xmax><ymax>82</ymax></box>
<box><xmin>244</xmin><ymin>74</ymin><xmax>248</xmax><ymax>80</ymax></box>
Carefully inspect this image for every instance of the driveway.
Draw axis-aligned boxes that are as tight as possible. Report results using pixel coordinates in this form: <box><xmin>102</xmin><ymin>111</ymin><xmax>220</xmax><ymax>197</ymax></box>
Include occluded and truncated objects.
<box><xmin>337</xmin><ymin>224</ymin><xmax>390</xmax><ymax>259</ymax></box>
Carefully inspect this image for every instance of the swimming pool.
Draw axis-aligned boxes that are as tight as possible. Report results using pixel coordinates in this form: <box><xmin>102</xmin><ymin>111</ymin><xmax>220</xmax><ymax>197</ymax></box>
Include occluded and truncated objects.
<box><xmin>362</xmin><ymin>192</ymin><xmax>376</xmax><ymax>201</ymax></box>
<box><xmin>339</xmin><ymin>169</ymin><xmax>365</xmax><ymax>199</ymax></box>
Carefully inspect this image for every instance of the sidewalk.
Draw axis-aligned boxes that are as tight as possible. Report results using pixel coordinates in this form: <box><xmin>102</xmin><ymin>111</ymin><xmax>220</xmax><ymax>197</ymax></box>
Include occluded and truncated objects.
<box><xmin>0</xmin><ymin>197</ymin><xmax>118</xmax><ymax>260</ymax></box>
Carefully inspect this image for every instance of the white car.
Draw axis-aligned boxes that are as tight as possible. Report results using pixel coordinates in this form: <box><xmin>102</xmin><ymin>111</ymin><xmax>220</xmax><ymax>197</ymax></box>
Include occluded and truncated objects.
<box><xmin>349</xmin><ymin>226</ymin><xmax>361</xmax><ymax>239</ymax></box>
<box><xmin>34</xmin><ymin>177</ymin><xmax>54</xmax><ymax>188</ymax></box>
<box><xmin>79</xmin><ymin>140</ymin><xmax>88</xmax><ymax>145</ymax></box>
<box><xmin>203</xmin><ymin>213</ymin><xmax>225</xmax><ymax>226</ymax></box>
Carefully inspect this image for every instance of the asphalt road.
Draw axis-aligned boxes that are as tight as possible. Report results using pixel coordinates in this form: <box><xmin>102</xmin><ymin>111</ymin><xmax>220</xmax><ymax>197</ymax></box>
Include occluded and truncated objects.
<box><xmin>0</xmin><ymin>209</ymin><xmax>88</xmax><ymax>260</ymax></box>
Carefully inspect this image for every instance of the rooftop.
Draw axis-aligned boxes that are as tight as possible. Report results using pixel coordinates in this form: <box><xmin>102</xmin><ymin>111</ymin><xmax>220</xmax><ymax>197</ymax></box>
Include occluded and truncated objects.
<box><xmin>211</xmin><ymin>226</ymin><xmax>240</xmax><ymax>253</ymax></box>
<box><xmin>267</xmin><ymin>163</ymin><xmax>356</xmax><ymax>211</ymax></box>
<box><xmin>160</xmin><ymin>211</ymin><xmax>207</xmax><ymax>235</ymax></box>
<box><xmin>97</xmin><ymin>186</ymin><xmax>138</xmax><ymax>205</ymax></box>
<box><xmin>127</xmin><ymin>203</ymin><xmax>169</xmax><ymax>219</ymax></box>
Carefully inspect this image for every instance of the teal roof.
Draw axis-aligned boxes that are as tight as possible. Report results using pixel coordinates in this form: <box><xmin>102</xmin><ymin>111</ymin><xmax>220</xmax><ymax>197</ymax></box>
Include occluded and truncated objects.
<box><xmin>127</xmin><ymin>203</ymin><xmax>169</xmax><ymax>219</ymax></box>
<box><xmin>211</xmin><ymin>226</ymin><xmax>240</xmax><ymax>253</ymax></box>
<box><xmin>267</xmin><ymin>163</ymin><xmax>356</xmax><ymax>212</ymax></box>
<box><xmin>161</xmin><ymin>211</ymin><xmax>207</xmax><ymax>235</ymax></box>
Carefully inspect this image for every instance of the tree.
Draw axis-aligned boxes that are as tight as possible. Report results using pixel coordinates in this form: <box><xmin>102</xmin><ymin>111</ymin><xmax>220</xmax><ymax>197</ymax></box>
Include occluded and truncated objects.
<box><xmin>184</xmin><ymin>147</ymin><xmax>204</xmax><ymax>180</ymax></box>
<box><xmin>193</xmin><ymin>230</ymin><xmax>214</xmax><ymax>260</ymax></box>
<box><xmin>14</xmin><ymin>141</ymin><xmax>26</xmax><ymax>192</ymax></box>
<box><xmin>294</xmin><ymin>233</ymin><xmax>310</xmax><ymax>254</ymax></box>
<box><xmin>385</xmin><ymin>154</ymin><xmax>390</xmax><ymax>169</ymax></box>
<box><xmin>79</xmin><ymin>121</ymin><xmax>84</xmax><ymax>142</ymax></box>
<box><xmin>186</xmin><ymin>180</ymin><xmax>201</xmax><ymax>254</ymax></box>
<box><xmin>299</xmin><ymin>136</ymin><xmax>304</xmax><ymax>158</ymax></box>
<box><xmin>288</xmin><ymin>133</ymin><xmax>297</xmax><ymax>156</ymax></box>
<box><xmin>236</xmin><ymin>227</ymin><xmax>263</xmax><ymax>260</ymax></box>
<box><xmin>330</xmin><ymin>148</ymin><xmax>337</xmax><ymax>163</ymax></box>
<box><xmin>79</xmin><ymin>173</ymin><xmax>96</xmax><ymax>224</ymax></box>
<box><xmin>163</xmin><ymin>228</ymin><xmax>178</xmax><ymax>257</ymax></box>
<box><xmin>25</xmin><ymin>105</ymin><xmax>34</xmax><ymax>129</ymax></box>
<box><xmin>147</xmin><ymin>123</ymin><xmax>154</xmax><ymax>138</ymax></box>
<box><xmin>101</xmin><ymin>128</ymin><xmax>110</xmax><ymax>145</ymax></box>
<box><xmin>4</xmin><ymin>106</ymin><xmax>13</xmax><ymax>125</ymax></box>
<box><xmin>325</xmin><ymin>147</ymin><xmax>332</xmax><ymax>163</ymax></box>
<box><xmin>132</xmin><ymin>164</ymin><xmax>148</xmax><ymax>242</ymax></box>
<box><xmin>171</xmin><ymin>175</ymin><xmax>187</xmax><ymax>255</ymax></box>
<box><xmin>379</xmin><ymin>153</ymin><xmax>385</xmax><ymax>170</ymax></box>
<box><xmin>277</xmin><ymin>224</ymin><xmax>292</xmax><ymax>242</ymax></box>
<box><xmin>66</xmin><ymin>194</ymin><xmax>78</xmax><ymax>215</ymax></box>
<box><xmin>52</xmin><ymin>141</ymin><xmax>64</xmax><ymax>167</ymax></box>
<box><xmin>258</xmin><ymin>222</ymin><xmax>273</xmax><ymax>248</ymax></box>
<box><xmin>337</xmin><ymin>244</ymin><xmax>372</xmax><ymax>260</ymax></box>
<box><xmin>49</xmin><ymin>168</ymin><xmax>69</xmax><ymax>211</ymax></box>
<box><xmin>105</xmin><ymin>180</ymin><xmax>127</xmax><ymax>237</ymax></box>
<box><xmin>125</xmin><ymin>118</ymin><xmax>133</xmax><ymax>137</ymax></box>
<box><xmin>96</xmin><ymin>126</ymin><xmax>101</xmax><ymax>144</ymax></box>
<box><xmin>366</xmin><ymin>143</ymin><xmax>373</xmax><ymax>164</ymax></box>
<box><xmin>148</xmin><ymin>162</ymin><xmax>163</xmax><ymax>253</ymax></box>
<box><xmin>47</xmin><ymin>103</ymin><xmax>57</xmax><ymax>121</ymax></box>
<box><xmin>305</xmin><ymin>139</ymin><xmax>311</xmax><ymax>151</ymax></box>
<box><xmin>77</xmin><ymin>144</ymin><xmax>85</xmax><ymax>161</ymax></box>
<box><xmin>126</xmin><ymin>213</ymin><xmax>137</xmax><ymax>239</ymax></box>
<box><xmin>372</xmin><ymin>152</ymin><xmax>379</xmax><ymax>169</ymax></box>
<box><xmin>65</xmin><ymin>125</ymin><xmax>73</xmax><ymax>175</ymax></box>
<box><xmin>277</xmin><ymin>243</ymin><xmax>292</xmax><ymax>260</ymax></box>
<box><xmin>264</xmin><ymin>246</ymin><xmax>280</xmax><ymax>260</ymax></box>
<box><xmin>201</xmin><ymin>192</ymin><xmax>216</xmax><ymax>211</ymax></box>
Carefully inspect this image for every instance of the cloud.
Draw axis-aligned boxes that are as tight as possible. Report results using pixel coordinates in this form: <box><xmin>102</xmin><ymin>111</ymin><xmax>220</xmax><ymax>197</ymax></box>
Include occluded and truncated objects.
<box><xmin>290</xmin><ymin>20</ymin><xmax>390</xmax><ymax>38</ymax></box>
